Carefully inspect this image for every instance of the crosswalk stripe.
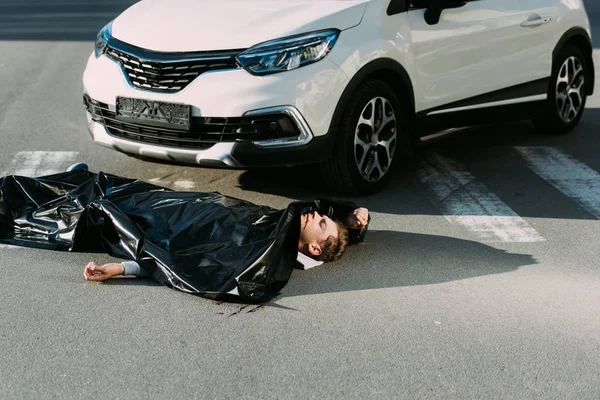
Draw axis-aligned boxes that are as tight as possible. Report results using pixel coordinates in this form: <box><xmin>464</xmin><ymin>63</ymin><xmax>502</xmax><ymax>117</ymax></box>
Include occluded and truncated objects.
<box><xmin>419</xmin><ymin>153</ymin><xmax>545</xmax><ymax>243</ymax></box>
<box><xmin>173</xmin><ymin>180</ymin><xmax>195</xmax><ymax>190</ymax></box>
<box><xmin>148</xmin><ymin>178</ymin><xmax>196</xmax><ymax>190</ymax></box>
<box><xmin>2</xmin><ymin>151</ymin><xmax>79</xmax><ymax>177</ymax></box>
<box><xmin>1</xmin><ymin>151</ymin><xmax>79</xmax><ymax>249</ymax></box>
<box><xmin>515</xmin><ymin>146</ymin><xmax>600</xmax><ymax>219</ymax></box>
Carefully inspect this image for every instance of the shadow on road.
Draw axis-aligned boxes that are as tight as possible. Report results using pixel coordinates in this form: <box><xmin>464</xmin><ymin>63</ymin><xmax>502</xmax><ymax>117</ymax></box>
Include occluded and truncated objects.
<box><xmin>0</xmin><ymin>0</ymin><xmax>137</xmax><ymax>41</ymax></box>
<box><xmin>237</xmin><ymin>107</ymin><xmax>600</xmax><ymax>221</ymax></box>
<box><xmin>284</xmin><ymin>230</ymin><xmax>536</xmax><ymax>297</ymax></box>
<box><xmin>100</xmin><ymin>277</ymin><xmax>163</xmax><ymax>287</ymax></box>
<box><xmin>76</xmin><ymin>231</ymin><xmax>535</xmax><ymax>301</ymax></box>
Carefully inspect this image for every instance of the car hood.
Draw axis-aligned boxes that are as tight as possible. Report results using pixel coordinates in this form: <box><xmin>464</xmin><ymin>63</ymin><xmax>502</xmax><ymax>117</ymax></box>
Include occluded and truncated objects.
<box><xmin>111</xmin><ymin>0</ymin><xmax>367</xmax><ymax>52</ymax></box>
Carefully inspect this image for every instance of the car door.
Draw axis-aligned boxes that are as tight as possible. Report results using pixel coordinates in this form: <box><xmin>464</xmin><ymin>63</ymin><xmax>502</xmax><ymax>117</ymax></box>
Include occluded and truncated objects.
<box><xmin>408</xmin><ymin>0</ymin><xmax>559</xmax><ymax>115</ymax></box>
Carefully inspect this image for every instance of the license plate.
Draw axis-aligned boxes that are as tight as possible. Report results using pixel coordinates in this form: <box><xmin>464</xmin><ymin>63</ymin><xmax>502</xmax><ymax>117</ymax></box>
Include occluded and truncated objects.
<box><xmin>116</xmin><ymin>97</ymin><xmax>191</xmax><ymax>131</ymax></box>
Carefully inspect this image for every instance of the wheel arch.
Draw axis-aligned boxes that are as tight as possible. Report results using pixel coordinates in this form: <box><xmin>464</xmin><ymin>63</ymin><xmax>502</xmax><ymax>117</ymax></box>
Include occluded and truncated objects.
<box><xmin>328</xmin><ymin>58</ymin><xmax>416</xmax><ymax>139</ymax></box>
<box><xmin>553</xmin><ymin>27</ymin><xmax>595</xmax><ymax>96</ymax></box>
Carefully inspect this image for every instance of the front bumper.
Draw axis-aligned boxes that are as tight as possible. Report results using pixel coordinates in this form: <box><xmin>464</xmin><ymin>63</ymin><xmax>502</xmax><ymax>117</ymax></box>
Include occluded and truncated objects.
<box><xmin>82</xmin><ymin>49</ymin><xmax>349</xmax><ymax>167</ymax></box>
<box><xmin>85</xmin><ymin>109</ymin><xmax>336</xmax><ymax>168</ymax></box>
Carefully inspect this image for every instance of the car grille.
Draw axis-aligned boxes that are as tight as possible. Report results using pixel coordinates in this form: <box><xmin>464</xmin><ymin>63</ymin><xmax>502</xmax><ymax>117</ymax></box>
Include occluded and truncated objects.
<box><xmin>105</xmin><ymin>39</ymin><xmax>241</xmax><ymax>94</ymax></box>
<box><xmin>84</xmin><ymin>97</ymin><xmax>299</xmax><ymax>150</ymax></box>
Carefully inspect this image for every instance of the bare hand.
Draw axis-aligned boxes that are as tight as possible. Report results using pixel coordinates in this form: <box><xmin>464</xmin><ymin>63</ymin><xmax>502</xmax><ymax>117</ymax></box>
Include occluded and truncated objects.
<box><xmin>347</xmin><ymin>208</ymin><xmax>369</xmax><ymax>229</ymax></box>
<box><xmin>84</xmin><ymin>262</ymin><xmax>125</xmax><ymax>282</ymax></box>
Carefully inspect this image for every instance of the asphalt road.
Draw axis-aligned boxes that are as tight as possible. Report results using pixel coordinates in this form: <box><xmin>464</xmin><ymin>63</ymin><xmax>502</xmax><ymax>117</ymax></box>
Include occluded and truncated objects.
<box><xmin>1</xmin><ymin>1</ymin><xmax>600</xmax><ymax>399</ymax></box>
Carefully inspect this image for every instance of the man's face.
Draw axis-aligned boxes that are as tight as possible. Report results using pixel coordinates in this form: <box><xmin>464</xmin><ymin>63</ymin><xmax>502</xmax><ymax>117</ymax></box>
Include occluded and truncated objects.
<box><xmin>299</xmin><ymin>211</ymin><xmax>338</xmax><ymax>255</ymax></box>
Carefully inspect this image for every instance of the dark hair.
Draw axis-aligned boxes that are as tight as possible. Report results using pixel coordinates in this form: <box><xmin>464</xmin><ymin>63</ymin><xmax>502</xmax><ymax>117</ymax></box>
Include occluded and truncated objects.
<box><xmin>316</xmin><ymin>221</ymin><xmax>349</xmax><ymax>263</ymax></box>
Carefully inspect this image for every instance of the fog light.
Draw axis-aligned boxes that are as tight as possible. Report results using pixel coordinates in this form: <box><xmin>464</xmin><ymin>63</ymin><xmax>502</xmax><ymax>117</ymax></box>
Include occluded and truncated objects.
<box><xmin>252</xmin><ymin>119</ymin><xmax>283</xmax><ymax>136</ymax></box>
<box><xmin>251</xmin><ymin>115</ymin><xmax>300</xmax><ymax>139</ymax></box>
<box><xmin>244</xmin><ymin>106</ymin><xmax>313</xmax><ymax>148</ymax></box>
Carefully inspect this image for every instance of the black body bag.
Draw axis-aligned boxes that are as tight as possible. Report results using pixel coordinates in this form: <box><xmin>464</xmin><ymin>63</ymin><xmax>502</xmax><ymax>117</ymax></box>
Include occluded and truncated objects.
<box><xmin>0</xmin><ymin>171</ymin><xmax>365</xmax><ymax>302</ymax></box>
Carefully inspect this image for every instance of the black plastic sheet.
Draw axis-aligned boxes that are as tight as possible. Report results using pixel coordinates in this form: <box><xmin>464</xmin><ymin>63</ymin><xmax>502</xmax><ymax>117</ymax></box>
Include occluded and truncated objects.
<box><xmin>0</xmin><ymin>171</ymin><xmax>362</xmax><ymax>302</ymax></box>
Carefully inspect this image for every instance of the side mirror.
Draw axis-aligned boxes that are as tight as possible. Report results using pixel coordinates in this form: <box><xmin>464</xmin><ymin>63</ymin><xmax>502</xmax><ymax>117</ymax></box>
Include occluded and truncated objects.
<box><xmin>424</xmin><ymin>0</ymin><xmax>467</xmax><ymax>25</ymax></box>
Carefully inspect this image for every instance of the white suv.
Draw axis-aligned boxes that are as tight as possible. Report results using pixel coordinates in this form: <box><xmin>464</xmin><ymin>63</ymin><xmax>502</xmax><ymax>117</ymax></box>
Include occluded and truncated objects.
<box><xmin>83</xmin><ymin>0</ymin><xmax>595</xmax><ymax>194</ymax></box>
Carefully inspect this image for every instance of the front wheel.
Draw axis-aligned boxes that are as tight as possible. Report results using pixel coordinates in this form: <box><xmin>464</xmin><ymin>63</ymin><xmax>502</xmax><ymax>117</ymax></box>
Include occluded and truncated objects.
<box><xmin>321</xmin><ymin>80</ymin><xmax>408</xmax><ymax>195</ymax></box>
<box><xmin>532</xmin><ymin>44</ymin><xmax>588</xmax><ymax>135</ymax></box>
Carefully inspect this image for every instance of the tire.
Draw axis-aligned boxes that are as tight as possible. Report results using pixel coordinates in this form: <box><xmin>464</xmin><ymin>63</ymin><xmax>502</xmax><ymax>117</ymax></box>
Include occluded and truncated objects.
<box><xmin>321</xmin><ymin>79</ymin><xmax>409</xmax><ymax>195</ymax></box>
<box><xmin>532</xmin><ymin>44</ymin><xmax>588</xmax><ymax>135</ymax></box>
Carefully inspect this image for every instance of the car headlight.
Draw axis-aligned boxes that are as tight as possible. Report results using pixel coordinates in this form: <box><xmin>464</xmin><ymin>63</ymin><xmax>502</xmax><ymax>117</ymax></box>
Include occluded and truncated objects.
<box><xmin>94</xmin><ymin>22</ymin><xmax>113</xmax><ymax>58</ymax></box>
<box><xmin>235</xmin><ymin>29</ymin><xmax>340</xmax><ymax>75</ymax></box>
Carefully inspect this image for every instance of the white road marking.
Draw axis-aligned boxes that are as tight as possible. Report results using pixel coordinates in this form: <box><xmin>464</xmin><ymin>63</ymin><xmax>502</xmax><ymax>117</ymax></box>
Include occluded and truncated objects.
<box><xmin>516</xmin><ymin>146</ymin><xmax>600</xmax><ymax>219</ymax></box>
<box><xmin>419</xmin><ymin>153</ymin><xmax>545</xmax><ymax>243</ymax></box>
<box><xmin>173</xmin><ymin>180</ymin><xmax>195</xmax><ymax>190</ymax></box>
<box><xmin>149</xmin><ymin>178</ymin><xmax>196</xmax><ymax>190</ymax></box>
<box><xmin>1</xmin><ymin>151</ymin><xmax>79</xmax><ymax>249</ymax></box>
<box><xmin>2</xmin><ymin>151</ymin><xmax>79</xmax><ymax>177</ymax></box>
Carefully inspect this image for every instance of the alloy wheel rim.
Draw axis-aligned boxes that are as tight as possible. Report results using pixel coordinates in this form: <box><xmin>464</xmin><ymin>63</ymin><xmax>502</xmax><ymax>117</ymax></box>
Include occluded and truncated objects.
<box><xmin>555</xmin><ymin>56</ymin><xmax>585</xmax><ymax>123</ymax></box>
<box><xmin>354</xmin><ymin>97</ymin><xmax>397</xmax><ymax>182</ymax></box>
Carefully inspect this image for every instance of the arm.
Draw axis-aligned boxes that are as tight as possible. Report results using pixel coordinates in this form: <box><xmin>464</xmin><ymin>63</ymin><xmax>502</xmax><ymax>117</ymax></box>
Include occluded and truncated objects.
<box><xmin>344</xmin><ymin>207</ymin><xmax>370</xmax><ymax>243</ymax></box>
<box><xmin>313</xmin><ymin>199</ymin><xmax>371</xmax><ymax>243</ymax></box>
<box><xmin>122</xmin><ymin>260</ymin><xmax>149</xmax><ymax>277</ymax></box>
<box><xmin>83</xmin><ymin>260</ymin><xmax>148</xmax><ymax>281</ymax></box>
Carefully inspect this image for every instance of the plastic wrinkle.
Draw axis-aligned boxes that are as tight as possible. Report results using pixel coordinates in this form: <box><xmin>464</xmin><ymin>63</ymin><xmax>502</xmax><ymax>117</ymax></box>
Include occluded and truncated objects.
<box><xmin>0</xmin><ymin>171</ymin><xmax>365</xmax><ymax>302</ymax></box>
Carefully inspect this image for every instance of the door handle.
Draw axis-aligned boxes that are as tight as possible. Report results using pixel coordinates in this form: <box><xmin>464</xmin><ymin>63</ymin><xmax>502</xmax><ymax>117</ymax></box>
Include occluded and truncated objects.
<box><xmin>521</xmin><ymin>17</ymin><xmax>552</xmax><ymax>27</ymax></box>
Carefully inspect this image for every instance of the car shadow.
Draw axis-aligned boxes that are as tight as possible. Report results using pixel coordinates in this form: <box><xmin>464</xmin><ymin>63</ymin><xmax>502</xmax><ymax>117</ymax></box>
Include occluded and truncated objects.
<box><xmin>237</xmin><ymin>108</ymin><xmax>600</xmax><ymax>221</ymax></box>
<box><xmin>282</xmin><ymin>230</ymin><xmax>536</xmax><ymax>298</ymax></box>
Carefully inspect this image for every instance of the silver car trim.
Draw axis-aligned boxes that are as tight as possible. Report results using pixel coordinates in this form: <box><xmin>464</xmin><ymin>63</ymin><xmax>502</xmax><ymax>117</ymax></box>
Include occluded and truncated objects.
<box><xmin>86</xmin><ymin>113</ymin><xmax>242</xmax><ymax>167</ymax></box>
<box><xmin>104</xmin><ymin>38</ymin><xmax>242</xmax><ymax>93</ymax></box>
<box><xmin>244</xmin><ymin>106</ymin><xmax>314</xmax><ymax>148</ymax></box>
<box><xmin>106</xmin><ymin>36</ymin><xmax>243</xmax><ymax>64</ymax></box>
<box><xmin>427</xmin><ymin>94</ymin><xmax>547</xmax><ymax>116</ymax></box>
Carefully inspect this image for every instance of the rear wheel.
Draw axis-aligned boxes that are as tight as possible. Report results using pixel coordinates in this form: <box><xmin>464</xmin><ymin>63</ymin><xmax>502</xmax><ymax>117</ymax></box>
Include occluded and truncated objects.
<box><xmin>532</xmin><ymin>44</ymin><xmax>588</xmax><ymax>135</ymax></box>
<box><xmin>321</xmin><ymin>79</ymin><xmax>408</xmax><ymax>195</ymax></box>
